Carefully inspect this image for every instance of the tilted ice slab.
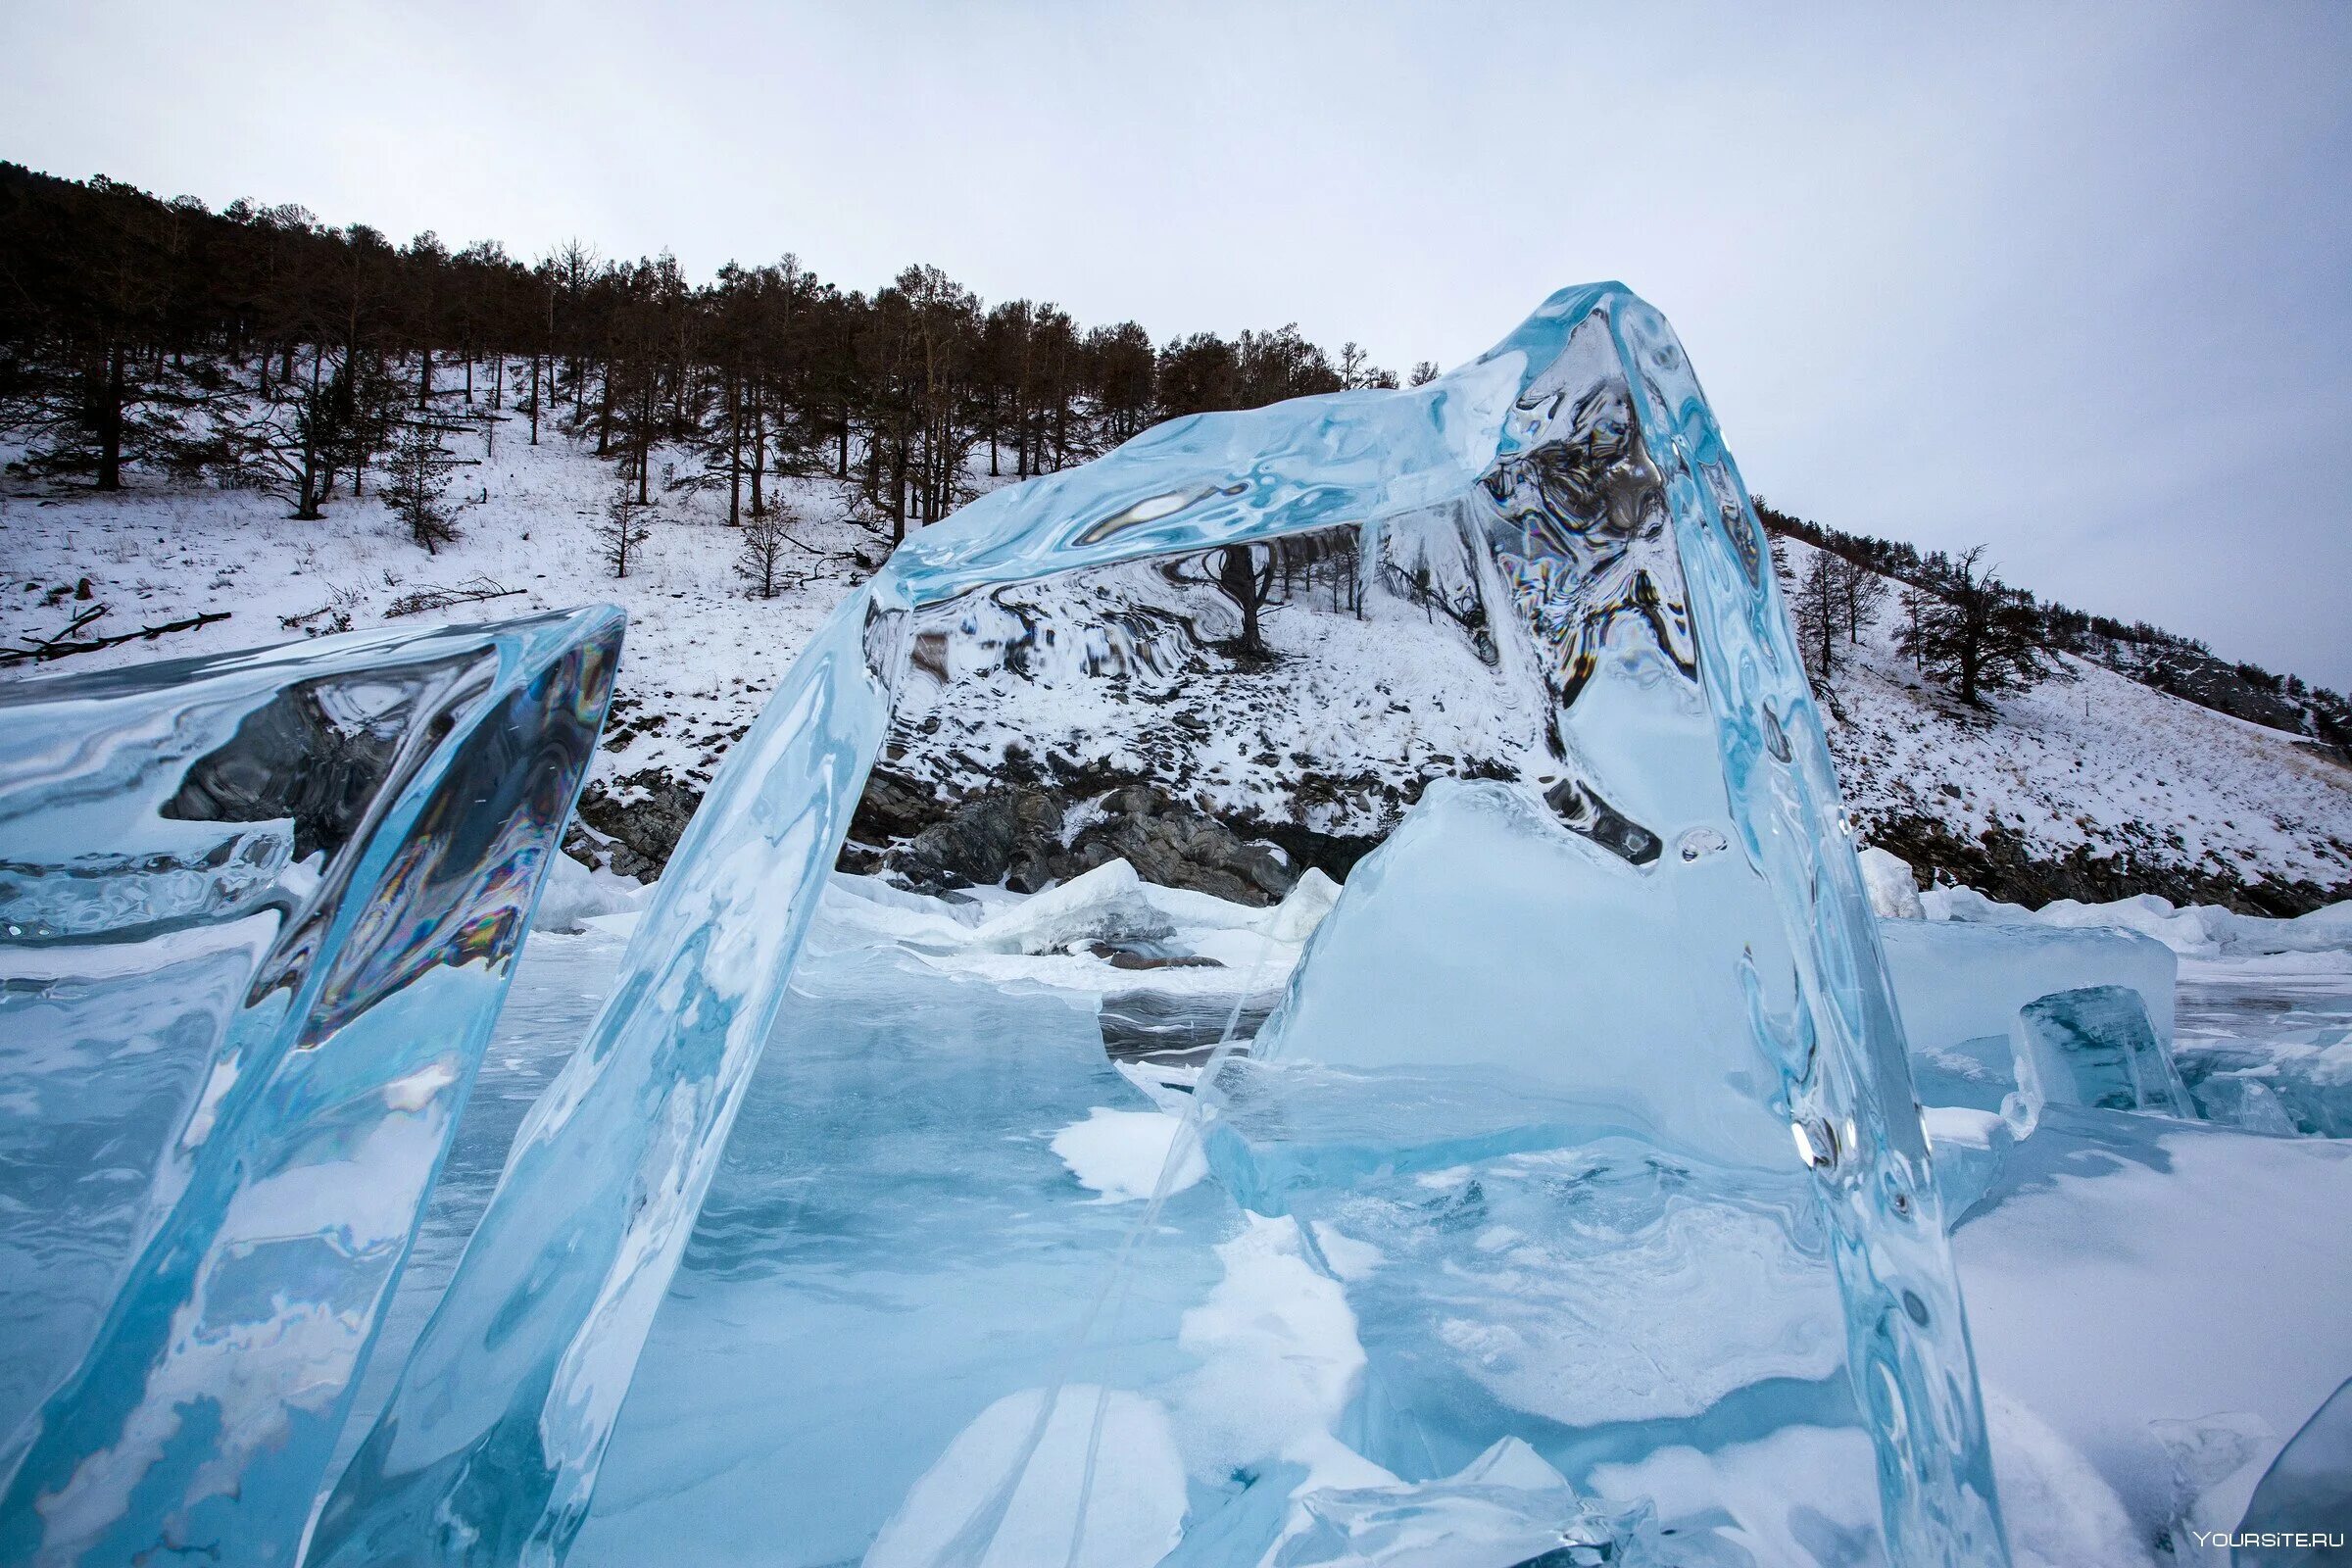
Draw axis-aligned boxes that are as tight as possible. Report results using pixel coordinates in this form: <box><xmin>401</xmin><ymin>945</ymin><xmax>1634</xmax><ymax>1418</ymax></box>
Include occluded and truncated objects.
<box><xmin>1881</xmin><ymin>919</ymin><xmax>2177</xmax><ymax>1113</ymax></box>
<box><xmin>0</xmin><ymin>610</ymin><xmax>620</xmax><ymax>1566</ymax></box>
<box><xmin>2010</xmin><ymin>986</ymin><xmax>2195</xmax><ymax>1124</ymax></box>
<box><xmin>314</xmin><ymin>285</ymin><xmax>2009</xmax><ymax>1566</ymax></box>
<box><xmin>1207</xmin><ymin>782</ymin><xmax>1854</xmax><ymax>1452</ymax></box>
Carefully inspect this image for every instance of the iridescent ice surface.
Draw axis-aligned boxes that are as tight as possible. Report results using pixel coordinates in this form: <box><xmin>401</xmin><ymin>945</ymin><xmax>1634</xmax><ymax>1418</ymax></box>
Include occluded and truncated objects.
<box><xmin>315</xmin><ymin>285</ymin><xmax>2010</xmax><ymax>1567</ymax></box>
<box><xmin>0</xmin><ymin>609</ymin><xmax>620</xmax><ymax>1566</ymax></box>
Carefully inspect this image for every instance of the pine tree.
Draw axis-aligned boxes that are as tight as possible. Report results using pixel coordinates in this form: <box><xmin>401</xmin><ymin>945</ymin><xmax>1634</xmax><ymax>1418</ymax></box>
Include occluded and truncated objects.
<box><xmin>1792</xmin><ymin>552</ymin><xmax>1842</xmax><ymax>683</ymax></box>
<box><xmin>380</xmin><ymin>418</ymin><xmax>463</xmax><ymax>552</ymax></box>
<box><xmin>735</xmin><ymin>507</ymin><xmax>804</xmax><ymax>600</ymax></box>
<box><xmin>596</xmin><ymin>481</ymin><xmax>654</xmax><ymax>578</ymax></box>
<box><xmin>1896</xmin><ymin>546</ymin><xmax>2048</xmax><ymax>705</ymax></box>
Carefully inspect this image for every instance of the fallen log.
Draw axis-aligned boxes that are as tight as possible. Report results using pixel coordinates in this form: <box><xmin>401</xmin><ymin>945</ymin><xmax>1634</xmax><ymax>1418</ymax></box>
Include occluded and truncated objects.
<box><xmin>1</xmin><ymin>610</ymin><xmax>232</xmax><ymax>669</ymax></box>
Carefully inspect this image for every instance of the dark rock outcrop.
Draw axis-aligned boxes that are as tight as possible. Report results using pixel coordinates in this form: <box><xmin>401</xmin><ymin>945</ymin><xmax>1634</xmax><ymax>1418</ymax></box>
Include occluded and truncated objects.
<box><xmin>1061</xmin><ymin>784</ymin><xmax>1296</xmax><ymax>905</ymax></box>
<box><xmin>886</xmin><ymin>788</ymin><xmax>1067</xmax><ymax>893</ymax></box>
<box><xmin>573</xmin><ymin>769</ymin><xmax>706</xmax><ymax>882</ymax></box>
<box><xmin>854</xmin><ymin>776</ymin><xmax>1324</xmax><ymax>906</ymax></box>
<box><xmin>1863</xmin><ymin>811</ymin><xmax>2352</xmax><ymax>918</ymax></box>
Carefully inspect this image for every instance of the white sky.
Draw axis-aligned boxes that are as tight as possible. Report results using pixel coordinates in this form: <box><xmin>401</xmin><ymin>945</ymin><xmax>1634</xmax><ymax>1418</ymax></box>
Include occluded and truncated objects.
<box><xmin>6</xmin><ymin>0</ymin><xmax>2348</xmax><ymax>686</ymax></box>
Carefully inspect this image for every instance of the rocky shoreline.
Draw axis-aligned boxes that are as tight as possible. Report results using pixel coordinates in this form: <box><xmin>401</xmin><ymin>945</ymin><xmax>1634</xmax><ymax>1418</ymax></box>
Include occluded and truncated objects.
<box><xmin>566</xmin><ymin>760</ymin><xmax>2350</xmax><ymax>921</ymax></box>
<box><xmin>839</xmin><ymin>768</ymin><xmax>1384</xmax><ymax>905</ymax></box>
<box><xmin>1860</xmin><ymin>810</ymin><xmax>2351</xmax><ymax>918</ymax></box>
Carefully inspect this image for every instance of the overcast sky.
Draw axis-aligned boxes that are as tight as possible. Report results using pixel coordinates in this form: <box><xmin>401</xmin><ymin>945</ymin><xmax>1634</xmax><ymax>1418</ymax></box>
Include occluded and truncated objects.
<box><xmin>6</xmin><ymin>1</ymin><xmax>2347</xmax><ymax>685</ymax></box>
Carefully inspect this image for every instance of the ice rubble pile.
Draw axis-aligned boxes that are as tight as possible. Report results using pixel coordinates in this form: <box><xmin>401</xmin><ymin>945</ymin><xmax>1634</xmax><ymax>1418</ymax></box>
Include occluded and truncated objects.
<box><xmin>1924</xmin><ymin>883</ymin><xmax>2352</xmax><ymax>962</ymax></box>
<box><xmin>1868</xmin><ymin>845</ymin><xmax>2352</xmax><ymax>1142</ymax></box>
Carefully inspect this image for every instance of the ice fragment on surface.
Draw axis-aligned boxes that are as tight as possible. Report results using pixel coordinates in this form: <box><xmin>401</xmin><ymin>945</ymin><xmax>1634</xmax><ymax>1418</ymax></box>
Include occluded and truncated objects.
<box><xmin>2189</xmin><ymin>1073</ymin><xmax>2301</xmax><ymax>1137</ymax></box>
<box><xmin>2176</xmin><ymin>1024</ymin><xmax>2352</xmax><ymax>1141</ymax></box>
<box><xmin>1883</xmin><ymin>919</ymin><xmax>2178</xmax><ymax>1059</ymax></box>
<box><xmin>2011</xmin><ymin>985</ymin><xmax>2195</xmax><ymax>1120</ymax></box>
<box><xmin>530</xmin><ymin>852</ymin><xmax>649</xmax><ymax>934</ymax></box>
<box><xmin>969</xmin><ymin>858</ymin><xmax>1177</xmax><ymax>954</ymax></box>
<box><xmin>0</xmin><ymin>609</ymin><xmax>619</xmax><ymax>1568</ymax></box>
<box><xmin>1585</xmin><ymin>1424</ymin><xmax>1886</xmax><ymax>1568</ymax></box>
<box><xmin>1923</xmin><ymin>1106</ymin><xmax>2022</xmax><ymax>1220</ymax></box>
<box><xmin>1860</xmin><ymin>845</ymin><xmax>1926</xmax><ymax>919</ymax></box>
<box><xmin>1882</xmin><ymin>918</ymin><xmax>2177</xmax><ymax>1110</ymax></box>
<box><xmin>2147</xmin><ymin>1411</ymin><xmax>2274</xmax><ymax>1566</ymax></box>
<box><xmin>1259</xmin><ymin>865</ymin><xmax>1342</xmax><ymax>944</ymax></box>
<box><xmin>1255</xmin><ymin>779</ymin><xmax>1793</xmax><ymax>1168</ymax></box>
<box><xmin>1263</xmin><ymin>1438</ymin><xmax>1658</xmax><ymax>1568</ymax></box>
<box><xmin>1199</xmin><ymin>780</ymin><xmax>1885</xmax><ymax>1450</ymax></box>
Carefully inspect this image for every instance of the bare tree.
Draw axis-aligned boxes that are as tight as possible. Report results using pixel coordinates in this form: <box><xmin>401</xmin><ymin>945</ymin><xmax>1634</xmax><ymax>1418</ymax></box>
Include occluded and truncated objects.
<box><xmin>1832</xmin><ymin>556</ymin><xmax>1889</xmax><ymax>643</ymax></box>
<box><xmin>1791</xmin><ymin>552</ymin><xmax>1843</xmax><ymax>683</ymax></box>
<box><xmin>1213</xmin><ymin>543</ymin><xmax>1277</xmax><ymax>656</ymax></box>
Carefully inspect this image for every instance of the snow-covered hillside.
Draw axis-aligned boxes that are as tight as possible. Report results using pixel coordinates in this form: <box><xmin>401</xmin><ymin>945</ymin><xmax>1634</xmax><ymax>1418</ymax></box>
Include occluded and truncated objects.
<box><xmin>6</xmin><ymin>384</ymin><xmax>2347</xmax><ymax>911</ymax></box>
<box><xmin>1776</xmin><ymin>537</ymin><xmax>2352</xmax><ymax>912</ymax></box>
<box><xmin>0</xmin><ymin>404</ymin><xmax>891</xmax><ymax>874</ymax></box>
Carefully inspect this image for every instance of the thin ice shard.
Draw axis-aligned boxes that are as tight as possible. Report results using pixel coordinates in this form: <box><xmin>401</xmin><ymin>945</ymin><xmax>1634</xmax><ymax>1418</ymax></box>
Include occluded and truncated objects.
<box><xmin>317</xmin><ymin>286</ymin><xmax>2009</xmax><ymax>1566</ymax></box>
<box><xmin>0</xmin><ymin>609</ymin><xmax>620</xmax><ymax>1567</ymax></box>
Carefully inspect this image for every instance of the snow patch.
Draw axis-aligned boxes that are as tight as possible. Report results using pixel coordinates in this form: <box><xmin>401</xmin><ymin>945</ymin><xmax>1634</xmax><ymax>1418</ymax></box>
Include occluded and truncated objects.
<box><xmin>1926</xmin><ymin>884</ymin><xmax>2352</xmax><ymax>960</ymax></box>
<box><xmin>531</xmin><ymin>853</ymin><xmax>648</xmax><ymax>934</ymax></box>
<box><xmin>1259</xmin><ymin>866</ymin><xmax>1343</xmax><ymax>943</ymax></box>
<box><xmin>1049</xmin><ymin>1107</ymin><xmax>1204</xmax><ymax>1203</ymax></box>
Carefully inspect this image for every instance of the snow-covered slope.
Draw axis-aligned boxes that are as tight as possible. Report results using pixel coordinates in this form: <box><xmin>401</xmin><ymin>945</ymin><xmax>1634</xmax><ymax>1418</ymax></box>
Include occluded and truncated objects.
<box><xmin>0</xmin><ymin>403</ymin><xmax>881</xmax><ymax>873</ymax></box>
<box><xmin>6</xmin><ymin>383</ymin><xmax>2346</xmax><ymax>911</ymax></box>
<box><xmin>1774</xmin><ymin>537</ymin><xmax>2352</xmax><ymax>911</ymax></box>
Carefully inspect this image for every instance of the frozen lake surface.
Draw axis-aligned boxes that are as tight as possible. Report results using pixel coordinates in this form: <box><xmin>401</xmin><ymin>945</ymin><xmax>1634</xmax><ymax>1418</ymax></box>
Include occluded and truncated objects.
<box><xmin>338</xmin><ymin>892</ymin><xmax>2352</xmax><ymax>1568</ymax></box>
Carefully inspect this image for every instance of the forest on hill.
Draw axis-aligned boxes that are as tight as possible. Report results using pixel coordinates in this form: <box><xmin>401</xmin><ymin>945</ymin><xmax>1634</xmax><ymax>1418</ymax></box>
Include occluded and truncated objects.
<box><xmin>3</xmin><ymin>159</ymin><xmax>2345</xmax><ymax>768</ymax></box>
<box><xmin>0</xmin><ymin>161</ymin><xmax>1415</xmax><ymax>545</ymax></box>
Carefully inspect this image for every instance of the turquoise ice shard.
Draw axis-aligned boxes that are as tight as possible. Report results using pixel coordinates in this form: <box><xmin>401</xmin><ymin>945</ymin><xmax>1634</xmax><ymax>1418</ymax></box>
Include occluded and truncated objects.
<box><xmin>316</xmin><ymin>284</ymin><xmax>2009</xmax><ymax>1565</ymax></box>
<box><xmin>2010</xmin><ymin>985</ymin><xmax>2196</xmax><ymax>1120</ymax></box>
<box><xmin>0</xmin><ymin>609</ymin><xmax>620</xmax><ymax>1567</ymax></box>
<box><xmin>308</xmin><ymin>603</ymin><xmax>897</xmax><ymax>1567</ymax></box>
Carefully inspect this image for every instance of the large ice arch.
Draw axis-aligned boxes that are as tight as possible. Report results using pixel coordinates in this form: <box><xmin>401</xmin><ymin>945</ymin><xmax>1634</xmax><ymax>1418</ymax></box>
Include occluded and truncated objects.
<box><xmin>314</xmin><ymin>284</ymin><xmax>2010</xmax><ymax>1567</ymax></box>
